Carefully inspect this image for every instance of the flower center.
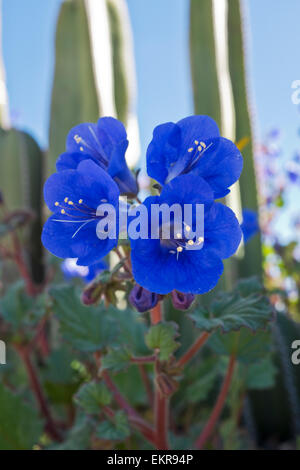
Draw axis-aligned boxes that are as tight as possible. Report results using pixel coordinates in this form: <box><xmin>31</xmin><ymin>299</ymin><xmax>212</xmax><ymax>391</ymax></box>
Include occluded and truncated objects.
<box><xmin>73</xmin><ymin>128</ymin><xmax>109</xmax><ymax>169</ymax></box>
<box><xmin>53</xmin><ymin>197</ymin><xmax>108</xmax><ymax>239</ymax></box>
<box><xmin>159</xmin><ymin>222</ymin><xmax>204</xmax><ymax>260</ymax></box>
<box><xmin>165</xmin><ymin>139</ymin><xmax>213</xmax><ymax>184</ymax></box>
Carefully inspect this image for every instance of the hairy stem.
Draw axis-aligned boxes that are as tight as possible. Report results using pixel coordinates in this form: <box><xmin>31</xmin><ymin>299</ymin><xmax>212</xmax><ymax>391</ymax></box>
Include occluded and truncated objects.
<box><xmin>16</xmin><ymin>345</ymin><xmax>62</xmax><ymax>442</ymax></box>
<box><xmin>195</xmin><ymin>354</ymin><xmax>236</xmax><ymax>449</ymax></box>
<box><xmin>176</xmin><ymin>332</ymin><xmax>210</xmax><ymax>369</ymax></box>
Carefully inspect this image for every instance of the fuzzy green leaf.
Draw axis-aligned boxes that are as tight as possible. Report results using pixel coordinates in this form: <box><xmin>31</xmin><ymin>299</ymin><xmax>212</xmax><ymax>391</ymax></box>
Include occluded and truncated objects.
<box><xmin>145</xmin><ymin>322</ymin><xmax>179</xmax><ymax>361</ymax></box>
<box><xmin>245</xmin><ymin>356</ymin><xmax>277</xmax><ymax>390</ymax></box>
<box><xmin>189</xmin><ymin>278</ymin><xmax>273</xmax><ymax>334</ymax></box>
<box><xmin>50</xmin><ymin>285</ymin><xmax>117</xmax><ymax>352</ymax></box>
<box><xmin>208</xmin><ymin>329</ymin><xmax>271</xmax><ymax>364</ymax></box>
<box><xmin>96</xmin><ymin>410</ymin><xmax>130</xmax><ymax>441</ymax></box>
<box><xmin>0</xmin><ymin>384</ymin><xmax>43</xmax><ymax>450</ymax></box>
<box><xmin>101</xmin><ymin>347</ymin><xmax>131</xmax><ymax>373</ymax></box>
<box><xmin>75</xmin><ymin>381</ymin><xmax>111</xmax><ymax>415</ymax></box>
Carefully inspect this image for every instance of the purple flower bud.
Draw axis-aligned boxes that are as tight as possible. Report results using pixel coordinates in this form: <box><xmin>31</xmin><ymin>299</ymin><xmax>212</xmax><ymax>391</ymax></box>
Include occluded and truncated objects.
<box><xmin>129</xmin><ymin>284</ymin><xmax>159</xmax><ymax>313</ymax></box>
<box><xmin>171</xmin><ymin>290</ymin><xmax>195</xmax><ymax>311</ymax></box>
<box><xmin>81</xmin><ymin>282</ymin><xmax>103</xmax><ymax>305</ymax></box>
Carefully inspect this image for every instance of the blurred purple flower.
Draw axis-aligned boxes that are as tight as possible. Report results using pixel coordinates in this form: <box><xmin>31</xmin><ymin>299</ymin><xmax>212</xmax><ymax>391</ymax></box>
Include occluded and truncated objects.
<box><xmin>241</xmin><ymin>209</ymin><xmax>260</xmax><ymax>243</ymax></box>
<box><xmin>61</xmin><ymin>258</ymin><xmax>108</xmax><ymax>283</ymax></box>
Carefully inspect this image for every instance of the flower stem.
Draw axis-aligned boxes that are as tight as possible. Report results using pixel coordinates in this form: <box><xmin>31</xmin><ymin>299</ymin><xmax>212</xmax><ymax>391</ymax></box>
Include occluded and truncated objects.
<box><xmin>176</xmin><ymin>332</ymin><xmax>210</xmax><ymax>369</ymax></box>
<box><xmin>130</xmin><ymin>354</ymin><xmax>156</xmax><ymax>364</ymax></box>
<box><xmin>101</xmin><ymin>369</ymin><xmax>156</xmax><ymax>447</ymax></box>
<box><xmin>150</xmin><ymin>303</ymin><xmax>169</xmax><ymax>450</ymax></box>
<box><xmin>194</xmin><ymin>354</ymin><xmax>236</xmax><ymax>449</ymax></box>
<box><xmin>16</xmin><ymin>345</ymin><xmax>62</xmax><ymax>442</ymax></box>
<box><xmin>150</xmin><ymin>303</ymin><xmax>163</xmax><ymax>325</ymax></box>
<box><xmin>12</xmin><ymin>233</ymin><xmax>37</xmax><ymax>296</ymax></box>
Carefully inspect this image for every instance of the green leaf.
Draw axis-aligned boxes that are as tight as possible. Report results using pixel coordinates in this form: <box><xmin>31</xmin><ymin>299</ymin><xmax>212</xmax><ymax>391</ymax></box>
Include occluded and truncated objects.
<box><xmin>189</xmin><ymin>278</ymin><xmax>273</xmax><ymax>334</ymax></box>
<box><xmin>53</xmin><ymin>413</ymin><xmax>92</xmax><ymax>450</ymax></box>
<box><xmin>0</xmin><ymin>281</ymin><xmax>45</xmax><ymax>331</ymax></box>
<box><xmin>0</xmin><ymin>383</ymin><xmax>43</xmax><ymax>450</ymax></box>
<box><xmin>50</xmin><ymin>285</ymin><xmax>117</xmax><ymax>352</ymax></box>
<box><xmin>186</xmin><ymin>369</ymin><xmax>218</xmax><ymax>404</ymax></box>
<box><xmin>101</xmin><ymin>347</ymin><xmax>131</xmax><ymax>373</ymax></box>
<box><xmin>75</xmin><ymin>381</ymin><xmax>111</xmax><ymax>415</ymax></box>
<box><xmin>108</xmin><ymin>307</ymin><xmax>149</xmax><ymax>356</ymax></box>
<box><xmin>208</xmin><ymin>329</ymin><xmax>272</xmax><ymax>364</ymax></box>
<box><xmin>96</xmin><ymin>410</ymin><xmax>130</xmax><ymax>441</ymax></box>
<box><xmin>145</xmin><ymin>322</ymin><xmax>179</xmax><ymax>361</ymax></box>
<box><xmin>245</xmin><ymin>356</ymin><xmax>277</xmax><ymax>390</ymax></box>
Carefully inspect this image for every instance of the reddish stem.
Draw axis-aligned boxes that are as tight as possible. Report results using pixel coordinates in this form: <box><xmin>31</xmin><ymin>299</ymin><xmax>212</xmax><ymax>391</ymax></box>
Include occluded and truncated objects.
<box><xmin>154</xmin><ymin>388</ymin><xmax>169</xmax><ymax>450</ymax></box>
<box><xmin>16</xmin><ymin>345</ymin><xmax>62</xmax><ymax>442</ymax></box>
<box><xmin>102</xmin><ymin>370</ymin><xmax>156</xmax><ymax>447</ymax></box>
<box><xmin>150</xmin><ymin>303</ymin><xmax>169</xmax><ymax>450</ymax></box>
<box><xmin>138</xmin><ymin>364</ymin><xmax>153</xmax><ymax>407</ymax></box>
<box><xmin>12</xmin><ymin>234</ymin><xmax>37</xmax><ymax>296</ymax></box>
<box><xmin>130</xmin><ymin>355</ymin><xmax>156</xmax><ymax>364</ymax></box>
<box><xmin>176</xmin><ymin>332</ymin><xmax>210</xmax><ymax>369</ymax></box>
<box><xmin>150</xmin><ymin>303</ymin><xmax>163</xmax><ymax>325</ymax></box>
<box><xmin>194</xmin><ymin>354</ymin><xmax>236</xmax><ymax>449</ymax></box>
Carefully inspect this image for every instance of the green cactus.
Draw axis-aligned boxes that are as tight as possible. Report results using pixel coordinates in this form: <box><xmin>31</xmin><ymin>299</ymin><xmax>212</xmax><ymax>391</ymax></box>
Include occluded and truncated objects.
<box><xmin>189</xmin><ymin>0</ymin><xmax>221</xmax><ymax>128</ymax></box>
<box><xmin>48</xmin><ymin>0</ymin><xmax>100</xmax><ymax>176</ymax></box>
<box><xmin>227</xmin><ymin>0</ymin><xmax>262</xmax><ymax>278</ymax></box>
<box><xmin>248</xmin><ymin>313</ymin><xmax>300</xmax><ymax>444</ymax></box>
<box><xmin>106</xmin><ymin>0</ymin><xmax>129</xmax><ymax>125</ymax></box>
<box><xmin>0</xmin><ymin>128</ymin><xmax>44</xmax><ymax>282</ymax></box>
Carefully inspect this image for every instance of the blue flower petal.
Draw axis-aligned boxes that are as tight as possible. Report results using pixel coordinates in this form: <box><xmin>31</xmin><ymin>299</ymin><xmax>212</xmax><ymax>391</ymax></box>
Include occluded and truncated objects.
<box><xmin>204</xmin><ymin>203</ymin><xmax>242</xmax><ymax>259</ymax></box>
<box><xmin>176</xmin><ymin>115</ymin><xmax>220</xmax><ymax>154</ymax></box>
<box><xmin>44</xmin><ymin>160</ymin><xmax>119</xmax><ymax>213</ymax></box>
<box><xmin>241</xmin><ymin>209</ymin><xmax>259</xmax><ymax>243</ymax></box>
<box><xmin>66</xmin><ymin>122</ymin><xmax>106</xmax><ymax>163</ymax></box>
<box><xmin>108</xmin><ymin>140</ymin><xmax>138</xmax><ymax>195</ymax></box>
<box><xmin>194</xmin><ymin>137</ymin><xmax>243</xmax><ymax>197</ymax></box>
<box><xmin>131</xmin><ymin>239</ymin><xmax>223</xmax><ymax>295</ymax></box>
<box><xmin>146</xmin><ymin>122</ymin><xmax>181</xmax><ymax>185</ymax></box>
<box><xmin>56</xmin><ymin>152</ymin><xmax>98</xmax><ymax>172</ymax></box>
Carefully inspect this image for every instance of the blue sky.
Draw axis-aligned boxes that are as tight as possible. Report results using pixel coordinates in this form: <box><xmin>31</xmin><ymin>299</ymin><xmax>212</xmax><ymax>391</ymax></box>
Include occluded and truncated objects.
<box><xmin>2</xmin><ymin>0</ymin><xmax>300</xmax><ymax>240</ymax></box>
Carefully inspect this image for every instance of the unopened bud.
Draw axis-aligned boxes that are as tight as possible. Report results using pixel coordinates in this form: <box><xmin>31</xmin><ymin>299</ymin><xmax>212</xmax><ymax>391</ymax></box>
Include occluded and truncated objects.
<box><xmin>129</xmin><ymin>284</ymin><xmax>159</xmax><ymax>313</ymax></box>
<box><xmin>81</xmin><ymin>282</ymin><xmax>103</xmax><ymax>305</ymax></box>
<box><xmin>171</xmin><ymin>290</ymin><xmax>195</xmax><ymax>311</ymax></box>
<box><xmin>156</xmin><ymin>372</ymin><xmax>178</xmax><ymax>397</ymax></box>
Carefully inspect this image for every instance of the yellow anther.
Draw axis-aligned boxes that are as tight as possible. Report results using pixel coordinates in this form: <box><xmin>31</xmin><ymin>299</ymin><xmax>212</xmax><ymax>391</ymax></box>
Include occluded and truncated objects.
<box><xmin>188</xmin><ymin>147</ymin><xmax>194</xmax><ymax>153</ymax></box>
<box><xmin>194</xmin><ymin>140</ymin><xmax>199</xmax><ymax>145</ymax></box>
<box><xmin>80</xmin><ymin>147</ymin><xmax>84</xmax><ymax>151</ymax></box>
<box><xmin>198</xmin><ymin>237</ymin><xmax>204</xmax><ymax>243</ymax></box>
<box><xmin>55</xmin><ymin>201</ymin><xmax>59</xmax><ymax>206</ymax></box>
<box><xmin>74</xmin><ymin>134</ymin><xmax>82</xmax><ymax>144</ymax></box>
<box><xmin>176</xmin><ymin>233</ymin><xmax>182</xmax><ymax>239</ymax></box>
<box><xmin>188</xmin><ymin>240</ymin><xmax>194</xmax><ymax>246</ymax></box>
<box><xmin>185</xmin><ymin>225</ymin><xmax>191</xmax><ymax>232</ymax></box>
<box><xmin>78</xmin><ymin>199</ymin><xmax>83</xmax><ymax>204</ymax></box>
<box><xmin>61</xmin><ymin>209</ymin><xmax>66</xmax><ymax>214</ymax></box>
<box><xmin>200</xmin><ymin>141</ymin><xmax>206</xmax><ymax>148</ymax></box>
<box><xmin>177</xmin><ymin>246</ymin><xmax>183</xmax><ymax>253</ymax></box>
<box><xmin>198</xmin><ymin>145</ymin><xmax>203</xmax><ymax>152</ymax></box>
<box><xmin>64</xmin><ymin>197</ymin><xmax>68</xmax><ymax>203</ymax></box>
<box><xmin>68</xmin><ymin>201</ymin><xmax>74</xmax><ymax>205</ymax></box>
